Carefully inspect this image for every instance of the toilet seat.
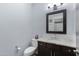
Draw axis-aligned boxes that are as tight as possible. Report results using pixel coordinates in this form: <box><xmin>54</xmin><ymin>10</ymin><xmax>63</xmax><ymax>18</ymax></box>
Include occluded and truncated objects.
<box><xmin>24</xmin><ymin>47</ymin><xmax>36</xmax><ymax>56</ymax></box>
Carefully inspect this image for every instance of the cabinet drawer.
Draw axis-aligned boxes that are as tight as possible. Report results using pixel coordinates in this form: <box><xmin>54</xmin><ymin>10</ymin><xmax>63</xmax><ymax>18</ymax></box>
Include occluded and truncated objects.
<box><xmin>38</xmin><ymin>41</ymin><xmax>51</xmax><ymax>48</ymax></box>
<box><xmin>38</xmin><ymin>41</ymin><xmax>47</xmax><ymax>46</ymax></box>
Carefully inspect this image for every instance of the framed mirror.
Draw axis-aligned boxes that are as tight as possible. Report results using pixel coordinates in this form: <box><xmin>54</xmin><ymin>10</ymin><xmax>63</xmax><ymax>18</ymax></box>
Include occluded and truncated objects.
<box><xmin>46</xmin><ymin>9</ymin><xmax>66</xmax><ymax>34</ymax></box>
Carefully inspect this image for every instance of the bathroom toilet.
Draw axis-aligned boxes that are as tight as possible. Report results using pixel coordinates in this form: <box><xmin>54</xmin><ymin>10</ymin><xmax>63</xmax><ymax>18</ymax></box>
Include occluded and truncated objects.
<box><xmin>24</xmin><ymin>39</ymin><xmax>38</xmax><ymax>56</ymax></box>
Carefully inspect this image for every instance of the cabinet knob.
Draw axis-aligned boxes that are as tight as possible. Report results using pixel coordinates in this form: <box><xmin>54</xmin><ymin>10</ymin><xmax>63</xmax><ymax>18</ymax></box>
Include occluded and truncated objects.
<box><xmin>68</xmin><ymin>49</ymin><xmax>71</xmax><ymax>52</ymax></box>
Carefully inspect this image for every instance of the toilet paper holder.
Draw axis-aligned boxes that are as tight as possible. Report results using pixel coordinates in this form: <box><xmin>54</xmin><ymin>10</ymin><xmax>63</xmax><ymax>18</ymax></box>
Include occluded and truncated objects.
<box><xmin>15</xmin><ymin>46</ymin><xmax>21</xmax><ymax>52</ymax></box>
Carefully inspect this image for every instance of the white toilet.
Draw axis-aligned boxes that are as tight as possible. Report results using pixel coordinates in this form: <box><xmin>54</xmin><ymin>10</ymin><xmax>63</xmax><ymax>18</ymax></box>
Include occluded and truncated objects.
<box><xmin>24</xmin><ymin>39</ymin><xmax>38</xmax><ymax>56</ymax></box>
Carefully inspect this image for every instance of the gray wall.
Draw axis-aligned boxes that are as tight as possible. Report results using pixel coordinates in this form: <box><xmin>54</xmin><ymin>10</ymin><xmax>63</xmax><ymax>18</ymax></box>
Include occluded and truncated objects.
<box><xmin>0</xmin><ymin>3</ymin><xmax>32</xmax><ymax>56</ymax></box>
<box><xmin>76</xmin><ymin>3</ymin><xmax>79</xmax><ymax>50</ymax></box>
<box><xmin>32</xmin><ymin>3</ymin><xmax>76</xmax><ymax>42</ymax></box>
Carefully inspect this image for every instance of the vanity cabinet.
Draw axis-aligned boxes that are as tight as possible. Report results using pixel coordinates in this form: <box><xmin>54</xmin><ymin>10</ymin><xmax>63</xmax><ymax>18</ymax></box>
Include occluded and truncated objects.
<box><xmin>38</xmin><ymin>41</ymin><xmax>76</xmax><ymax>56</ymax></box>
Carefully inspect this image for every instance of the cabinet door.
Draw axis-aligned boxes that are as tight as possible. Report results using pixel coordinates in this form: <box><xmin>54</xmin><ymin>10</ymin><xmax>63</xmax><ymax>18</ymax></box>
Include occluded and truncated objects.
<box><xmin>54</xmin><ymin>45</ymin><xmax>64</xmax><ymax>56</ymax></box>
<box><xmin>38</xmin><ymin>42</ymin><xmax>51</xmax><ymax>56</ymax></box>
<box><xmin>52</xmin><ymin>45</ymin><xmax>76</xmax><ymax>56</ymax></box>
<box><xmin>61</xmin><ymin>47</ymin><xmax>76</xmax><ymax>56</ymax></box>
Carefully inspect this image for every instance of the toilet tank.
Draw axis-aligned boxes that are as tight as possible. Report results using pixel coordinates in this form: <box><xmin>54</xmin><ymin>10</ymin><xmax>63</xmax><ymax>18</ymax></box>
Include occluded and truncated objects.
<box><xmin>32</xmin><ymin>39</ymin><xmax>38</xmax><ymax>47</ymax></box>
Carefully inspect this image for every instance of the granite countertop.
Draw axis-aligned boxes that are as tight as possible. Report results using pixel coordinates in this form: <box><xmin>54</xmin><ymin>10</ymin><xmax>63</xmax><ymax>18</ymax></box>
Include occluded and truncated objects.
<box><xmin>37</xmin><ymin>37</ymin><xmax>76</xmax><ymax>48</ymax></box>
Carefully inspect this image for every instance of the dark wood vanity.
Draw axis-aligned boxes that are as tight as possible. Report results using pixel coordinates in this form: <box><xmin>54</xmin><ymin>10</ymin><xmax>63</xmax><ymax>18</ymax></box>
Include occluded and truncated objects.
<box><xmin>38</xmin><ymin>41</ymin><xmax>76</xmax><ymax>56</ymax></box>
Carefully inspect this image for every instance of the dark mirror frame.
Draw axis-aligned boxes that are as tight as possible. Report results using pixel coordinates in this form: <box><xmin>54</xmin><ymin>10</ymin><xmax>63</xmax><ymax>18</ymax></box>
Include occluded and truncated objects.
<box><xmin>46</xmin><ymin>9</ymin><xmax>67</xmax><ymax>34</ymax></box>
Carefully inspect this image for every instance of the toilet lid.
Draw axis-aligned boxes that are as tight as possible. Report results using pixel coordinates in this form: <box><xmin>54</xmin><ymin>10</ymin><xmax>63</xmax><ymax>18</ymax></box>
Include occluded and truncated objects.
<box><xmin>24</xmin><ymin>47</ymin><xmax>36</xmax><ymax>53</ymax></box>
